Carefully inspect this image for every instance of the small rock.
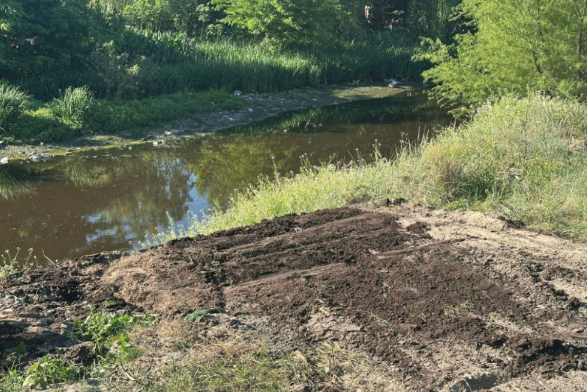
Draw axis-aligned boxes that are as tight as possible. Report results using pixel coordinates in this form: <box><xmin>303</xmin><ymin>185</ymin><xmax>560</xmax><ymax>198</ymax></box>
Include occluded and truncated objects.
<box><xmin>247</xmin><ymin>108</ymin><xmax>253</xmax><ymax>113</ymax></box>
<box><xmin>38</xmin><ymin>317</ymin><xmax>53</xmax><ymax>326</ymax></box>
<box><xmin>568</xmin><ymin>297</ymin><xmax>581</xmax><ymax>309</ymax></box>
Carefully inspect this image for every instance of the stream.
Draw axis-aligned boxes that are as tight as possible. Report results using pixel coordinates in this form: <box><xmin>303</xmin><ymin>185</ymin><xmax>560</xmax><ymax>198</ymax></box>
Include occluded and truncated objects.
<box><xmin>0</xmin><ymin>92</ymin><xmax>452</xmax><ymax>263</ymax></box>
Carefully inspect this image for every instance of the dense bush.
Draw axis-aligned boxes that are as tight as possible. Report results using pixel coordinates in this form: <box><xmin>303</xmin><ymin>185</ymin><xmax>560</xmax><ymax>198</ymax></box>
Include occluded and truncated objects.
<box><xmin>419</xmin><ymin>0</ymin><xmax>587</xmax><ymax>110</ymax></box>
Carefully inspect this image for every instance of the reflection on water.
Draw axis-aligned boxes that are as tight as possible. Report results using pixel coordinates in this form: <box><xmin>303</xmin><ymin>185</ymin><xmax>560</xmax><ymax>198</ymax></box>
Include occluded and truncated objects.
<box><xmin>0</xmin><ymin>92</ymin><xmax>452</xmax><ymax>261</ymax></box>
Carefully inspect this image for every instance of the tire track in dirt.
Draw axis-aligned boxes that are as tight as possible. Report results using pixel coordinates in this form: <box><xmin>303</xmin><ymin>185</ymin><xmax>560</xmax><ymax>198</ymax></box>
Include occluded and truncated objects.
<box><xmin>2</xmin><ymin>204</ymin><xmax>587</xmax><ymax>390</ymax></box>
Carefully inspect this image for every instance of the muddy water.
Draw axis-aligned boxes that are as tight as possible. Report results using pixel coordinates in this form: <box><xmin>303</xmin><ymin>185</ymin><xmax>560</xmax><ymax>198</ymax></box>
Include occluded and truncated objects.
<box><xmin>0</xmin><ymin>92</ymin><xmax>452</xmax><ymax>262</ymax></box>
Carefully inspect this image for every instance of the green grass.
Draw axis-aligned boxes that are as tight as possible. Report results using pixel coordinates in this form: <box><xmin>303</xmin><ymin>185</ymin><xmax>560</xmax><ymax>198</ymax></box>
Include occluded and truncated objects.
<box><xmin>5</xmin><ymin>89</ymin><xmax>243</xmax><ymax>142</ymax></box>
<box><xmin>18</xmin><ymin>31</ymin><xmax>425</xmax><ymax>102</ymax></box>
<box><xmin>4</xmin><ymin>30</ymin><xmax>424</xmax><ymax>142</ymax></box>
<box><xmin>49</xmin><ymin>86</ymin><xmax>94</xmax><ymax>129</ymax></box>
<box><xmin>0</xmin><ymin>83</ymin><xmax>30</xmax><ymax>134</ymax></box>
<box><xmin>145</xmin><ymin>94</ymin><xmax>587</xmax><ymax>245</ymax></box>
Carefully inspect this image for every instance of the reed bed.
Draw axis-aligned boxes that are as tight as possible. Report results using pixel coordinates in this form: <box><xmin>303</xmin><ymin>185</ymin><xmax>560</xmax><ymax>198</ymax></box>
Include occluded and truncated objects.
<box><xmin>18</xmin><ymin>31</ymin><xmax>424</xmax><ymax>101</ymax></box>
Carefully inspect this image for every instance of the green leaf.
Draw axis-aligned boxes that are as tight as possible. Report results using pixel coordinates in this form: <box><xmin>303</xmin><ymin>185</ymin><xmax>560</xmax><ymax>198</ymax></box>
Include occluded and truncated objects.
<box><xmin>184</xmin><ymin>309</ymin><xmax>211</xmax><ymax>321</ymax></box>
<box><xmin>13</xmin><ymin>341</ymin><xmax>26</xmax><ymax>354</ymax></box>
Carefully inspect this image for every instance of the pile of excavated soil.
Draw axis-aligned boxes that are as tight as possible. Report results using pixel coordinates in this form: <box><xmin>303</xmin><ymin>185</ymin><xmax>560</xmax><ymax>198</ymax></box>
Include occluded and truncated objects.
<box><xmin>2</xmin><ymin>203</ymin><xmax>587</xmax><ymax>391</ymax></box>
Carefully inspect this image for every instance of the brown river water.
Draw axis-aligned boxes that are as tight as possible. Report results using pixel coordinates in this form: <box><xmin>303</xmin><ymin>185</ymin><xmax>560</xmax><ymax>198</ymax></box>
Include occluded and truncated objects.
<box><xmin>0</xmin><ymin>92</ymin><xmax>452</xmax><ymax>262</ymax></box>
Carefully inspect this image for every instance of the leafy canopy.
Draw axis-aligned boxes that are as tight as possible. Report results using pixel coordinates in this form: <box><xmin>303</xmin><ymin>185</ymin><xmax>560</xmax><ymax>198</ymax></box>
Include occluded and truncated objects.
<box><xmin>419</xmin><ymin>0</ymin><xmax>587</xmax><ymax>109</ymax></box>
<box><xmin>0</xmin><ymin>0</ymin><xmax>103</xmax><ymax>78</ymax></box>
<box><xmin>212</xmin><ymin>0</ymin><xmax>345</xmax><ymax>48</ymax></box>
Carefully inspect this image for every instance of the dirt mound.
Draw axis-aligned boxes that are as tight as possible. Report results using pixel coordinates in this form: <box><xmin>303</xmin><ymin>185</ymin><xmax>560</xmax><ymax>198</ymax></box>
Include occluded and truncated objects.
<box><xmin>2</xmin><ymin>204</ymin><xmax>587</xmax><ymax>390</ymax></box>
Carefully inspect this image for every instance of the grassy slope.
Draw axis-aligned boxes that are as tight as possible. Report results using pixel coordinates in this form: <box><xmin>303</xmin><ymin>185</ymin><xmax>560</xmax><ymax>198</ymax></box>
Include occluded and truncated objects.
<box><xmin>149</xmin><ymin>94</ymin><xmax>587</xmax><ymax>244</ymax></box>
<box><xmin>6</xmin><ymin>94</ymin><xmax>587</xmax><ymax>391</ymax></box>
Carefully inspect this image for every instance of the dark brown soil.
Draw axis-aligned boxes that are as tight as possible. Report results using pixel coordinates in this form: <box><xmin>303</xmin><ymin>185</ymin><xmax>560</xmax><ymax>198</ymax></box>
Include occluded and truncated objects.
<box><xmin>2</xmin><ymin>204</ymin><xmax>587</xmax><ymax>391</ymax></box>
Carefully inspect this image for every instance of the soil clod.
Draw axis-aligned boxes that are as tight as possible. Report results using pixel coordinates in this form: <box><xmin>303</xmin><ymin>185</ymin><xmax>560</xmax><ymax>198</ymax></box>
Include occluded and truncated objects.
<box><xmin>2</xmin><ymin>204</ymin><xmax>587</xmax><ymax>390</ymax></box>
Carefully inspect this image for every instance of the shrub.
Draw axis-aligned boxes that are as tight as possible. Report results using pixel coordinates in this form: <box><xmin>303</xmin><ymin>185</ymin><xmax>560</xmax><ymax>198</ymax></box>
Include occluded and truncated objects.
<box><xmin>50</xmin><ymin>86</ymin><xmax>94</xmax><ymax>128</ymax></box>
<box><xmin>0</xmin><ymin>83</ymin><xmax>30</xmax><ymax>134</ymax></box>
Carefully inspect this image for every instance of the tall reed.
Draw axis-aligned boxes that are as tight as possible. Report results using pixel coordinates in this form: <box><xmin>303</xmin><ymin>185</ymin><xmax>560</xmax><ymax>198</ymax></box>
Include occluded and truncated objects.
<box><xmin>18</xmin><ymin>31</ymin><xmax>424</xmax><ymax>101</ymax></box>
<box><xmin>50</xmin><ymin>87</ymin><xmax>95</xmax><ymax>128</ymax></box>
<box><xmin>0</xmin><ymin>83</ymin><xmax>30</xmax><ymax>134</ymax></box>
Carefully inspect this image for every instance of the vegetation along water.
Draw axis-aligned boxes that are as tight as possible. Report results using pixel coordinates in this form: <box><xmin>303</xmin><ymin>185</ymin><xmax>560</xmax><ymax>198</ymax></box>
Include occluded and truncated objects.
<box><xmin>3</xmin><ymin>0</ymin><xmax>587</xmax><ymax>391</ymax></box>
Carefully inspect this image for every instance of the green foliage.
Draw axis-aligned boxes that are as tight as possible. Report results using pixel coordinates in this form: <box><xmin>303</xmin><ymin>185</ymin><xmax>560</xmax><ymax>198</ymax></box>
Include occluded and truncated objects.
<box><xmin>0</xmin><ymin>370</ymin><xmax>25</xmax><ymax>392</ymax></box>
<box><xmin>419</xmin><ymin>0</ymin><xmax>587</xmax><ymax>109</ymax></box>
<box><xmin>0</xmin><ymin>0</ymin><xmax>104</xmax><ymax>78</ymax></box>
<box><xmin>0</xmin><ymin>83</ymin><xmax>29</xmax><ymax>134</ymax></box>
<box><xmin>73</xmin><ymin>311</ymin><xmax>154</xmax><ymax>346</ymax></box>
<box><xmin>4</xmin><ymin>90</ymin><xmax>241</xmax><ymax>142</ymax></box>
<box><xmin>9</xmin><ymin>108</ymin><xmax>73</xmax><ymax>142</ymax></box>
<box><xmin>13</xmin><ymin>342</ymin><xmax>27</xmax><ymax>355</ymax></box>
<box><xmin>213</xmin><ymin>0</ymin><xmax>345</xmax><ymax>49</ymax></box>
<box><xmin>23</xmin><ymin>356</ymin><xmax>79</xmax><ymax>389</ymax></box>
<box><xmin>0</xmin><ymin>247</ymin><xmax>40</xmax><ymax>276</ymax></box>
<box><xmin>50</xmin><ymin>87</ymin><xmax>95</xmax><ymax>129</ymax></box>
<box><xmin>148</xmin><ymin>94</ymin><xmax>587</xmax><ymax>243</ymax></box>
<box><xmin>406</xmin><ymin>0</ymin><xmax>462</xmax><ymax>41</ymax></box>
<box><xmin>184</xmin><ymin>309</ymin><xmax>214</xmax><ymax>320</ymax></box>
<box><xmin>91</xmin><ymin>0</ymin><xmax>223</xmax><ymax>36</ymax></box>
<box><xmin>88</xmin><ymin>90</ymin><xmax>243</xmax><ymax>132</ymax></box>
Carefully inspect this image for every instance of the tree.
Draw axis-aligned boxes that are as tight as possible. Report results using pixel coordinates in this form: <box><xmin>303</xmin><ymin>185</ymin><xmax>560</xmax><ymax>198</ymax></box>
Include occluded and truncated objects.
<box><xmin>0</xmin><ymin>0</ymin><xmax>101</xmax><ymax>79</ymax></box>
<box><xmin>212</xmin><ymin>0</ymin><xmax>344</xmax><ymax>48</ymax></box>
<box><xmin>420</xmin><ymin>0</ymin><xmax>587</xmax><ymax>110</ymax></box>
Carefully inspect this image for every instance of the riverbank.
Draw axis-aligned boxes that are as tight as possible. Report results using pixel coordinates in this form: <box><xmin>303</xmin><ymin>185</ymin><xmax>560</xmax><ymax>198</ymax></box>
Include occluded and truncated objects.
<box><xmin>144</xmin><ymin>93</ymin><xmax>587</xmax><ymax>246</ymax></box>
<box><xmin>0</xmin><ymin>83</ymin><xmax>417</xmax><ymax>162</ymax></box>
<box><xmin>2</xmin><ymin>204</ymin><xmax>587</xmax><ymax>391</ymax></box>
<box><xmin>3</xmin><ymin>94</ymin><xmax>587</xmax><ymax>391</ymax></box>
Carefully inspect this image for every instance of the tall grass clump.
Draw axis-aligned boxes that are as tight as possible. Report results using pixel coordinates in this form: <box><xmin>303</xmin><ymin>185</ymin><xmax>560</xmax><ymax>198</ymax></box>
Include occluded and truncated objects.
<box><xmin>146</xmin><ymin>94</ymin><xmax>587</xmax><ymax>245</ymax></box>
<box><xmin>50</xmin><ymin>86</ymin><xmax>94</xmax><ymax>129</ymax></box>
<box><xmin>0</xmin><ymin>83</ymin><xmax>30</xmax><ymax>134</ymax></box>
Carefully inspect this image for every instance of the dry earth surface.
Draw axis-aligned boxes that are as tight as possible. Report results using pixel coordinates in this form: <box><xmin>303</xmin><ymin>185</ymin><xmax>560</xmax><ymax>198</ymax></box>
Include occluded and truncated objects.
<box><xmin>2</xmin><ymin>203</ymin><xmax>587</xmax><ymax>391</ymax></box>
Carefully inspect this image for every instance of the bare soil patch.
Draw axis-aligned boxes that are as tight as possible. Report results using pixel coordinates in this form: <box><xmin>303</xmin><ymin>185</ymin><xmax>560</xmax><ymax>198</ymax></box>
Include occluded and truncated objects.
<box><xmin>2</xmin><ymin>203</ymin><xmax>587</xmax><ymax>390</ymax></box>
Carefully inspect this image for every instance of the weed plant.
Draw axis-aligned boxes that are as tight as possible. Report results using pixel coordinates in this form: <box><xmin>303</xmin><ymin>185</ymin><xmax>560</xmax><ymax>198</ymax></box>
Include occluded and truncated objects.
<box><xmin>0</xmin><ymin>248</ymin><xmax>41</xmax><ymax>276</ymax></box>
<box><xmin>0</xmin><ymin>311</ymin><xmax>155</xmax><ymax>391</ymax></box>
<box><xmin>50</xmin><ymin>87</ymin><xmax>94</xmax><ymax>129</ymax></box>
<box><xmin>145</xmin><ymin>94</ymin><xmax>587</xmax><ymax>244</ymax></box>
<box><xmin>23</xmin><ymin>356</ymin><xmax>79</xmax><ymax>389</ymax></box>
<box><xmin>0</xmin><ymin>83</ymin><xmax>30</xmax><ymax>134</ymax></box>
